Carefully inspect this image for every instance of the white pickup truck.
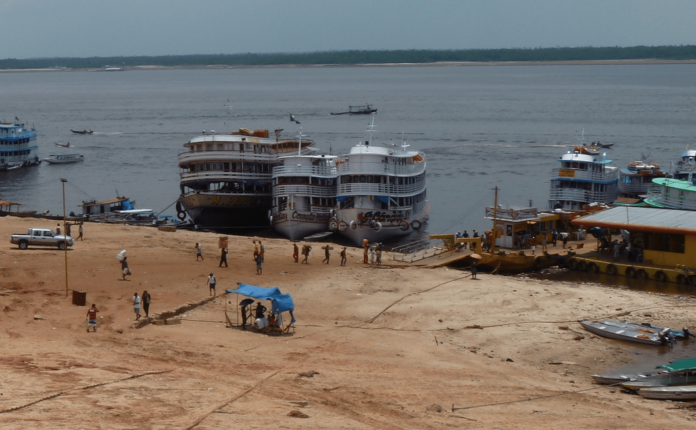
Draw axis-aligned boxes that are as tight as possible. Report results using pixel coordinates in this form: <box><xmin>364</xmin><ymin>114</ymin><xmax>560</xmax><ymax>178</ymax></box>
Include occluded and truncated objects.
<box><xmin>10</xmin><ymin>228</ymin><xmax>74</xmax><ymax>250</ymax></box>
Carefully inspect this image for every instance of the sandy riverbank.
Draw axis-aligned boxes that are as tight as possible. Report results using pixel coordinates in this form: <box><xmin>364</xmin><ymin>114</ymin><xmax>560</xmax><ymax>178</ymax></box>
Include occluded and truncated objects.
<box><xmin>1</xmin><ymin>216</ymin><xmax>696</xmax><ymax>429</ymax></box>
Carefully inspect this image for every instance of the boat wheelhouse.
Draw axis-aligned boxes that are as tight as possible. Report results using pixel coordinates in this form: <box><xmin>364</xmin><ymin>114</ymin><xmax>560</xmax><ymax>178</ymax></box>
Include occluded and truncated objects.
<box><xmin>79</xmin><ymin>196</ymin><xmax>135</xmax><ymax>216</ymax></box>
<box><xmin>548</xmin><ymin>146</ymin><xmax>618</xmax><ymax>211</ymax></box>
<box><xmin>644</xmin><ymin>177</ymin><xmax>696</xmax><ymax>210</ymax></box>
<box><xmin>177</xmin><ymin>128</ymin><xmax>315</xmax><ymax>228</ymax></box>
<box><xmin>0</xmin><ymin>120</ymin><xmax>39</xmax><ymax>171</ymax></box>
<box><xmin>672</xmin><ymin>148</ymin><xmax>696</xmax><ymax>180</ymax></box>
<box><xmin>332</xmin><ymin>120</ymin><xmax>427</xmax><ymax>245</ymax></box>
<box><xmin>270</xmin><ymin>154</ymin><xmax>338</xmax><ymax>240</ymax></box>
<box><xmin>618</xmin><ymin>161</ymin><xmax>667</xmax><ymax>199</ymax></box>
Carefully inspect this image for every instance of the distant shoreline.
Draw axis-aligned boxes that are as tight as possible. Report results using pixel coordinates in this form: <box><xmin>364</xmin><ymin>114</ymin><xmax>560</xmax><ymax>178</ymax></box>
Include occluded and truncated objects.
<box><xmin>2</xmin><ymin>58</ymin><xmax>696</xmax><ymax>73</ymax></box>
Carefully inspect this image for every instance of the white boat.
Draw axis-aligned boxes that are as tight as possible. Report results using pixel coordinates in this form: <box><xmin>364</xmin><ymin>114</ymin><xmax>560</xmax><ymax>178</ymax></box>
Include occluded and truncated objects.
<box><xmin>0</xmin><ymin>120</ymin><xmax>40</xmax><ymax>171</ymax></box>
<box><xmin>622</xmin><ymin>370</ymin><xmax>696</xmax><ymax>390</ymax></box>
<box><xmin>592</xmin><ymin>370</ymin><xmax>666</xmax><ymax>385</ymax></box>
<box><xmin>44</xmin><ymin>154</ymin><xmax>84</xmax><ymax>164</ymax></box>
<box><xmin>638</xmin><ymin>385</ymin><xmax>696</xmax><ymax>400</ymax></box>
<box><xmin>548</xmin><ymin>145</ymin><xmax>618</xmax><ymax>211</ymax></box>
<box><xmin>177</xmin><ymin>128</ymin><xmax>315</xmax><ymax>228</ymax></box>
<box><xmin>578</xmin><ymin>319</ymin><xmax>672</xmax><ymax>346</ymax></box>
<box><xmin>618</xmin><ymin>161</ymin><xmax>667</xmax><ymax>199</ymax></box>
<box><xmin>270</xmin><ymin>153</ymin><xmax>338</xmax><ymax>240</ymax></box>
<box><xmin>332</xmin><ymin>116</ymin><xmax>427</xmax><ymax>245</ymax></box>
<box><xmin>671</xmin><ymin>147</ymin><xmax>696</xmax><ymax>180</ymax></box>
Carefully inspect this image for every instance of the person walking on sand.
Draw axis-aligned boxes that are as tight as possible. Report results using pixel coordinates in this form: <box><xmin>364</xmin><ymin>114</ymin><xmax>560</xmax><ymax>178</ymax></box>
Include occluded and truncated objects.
<box><xmin>255</xmin><ymin>254</ymin><xmax>263</xmax><ymax>275</ymax></box>
<box><xmin>370</xmin><ymin>246</ymin><xmax>376</xmax><ymax>264</ymax></box>
<box><xmin>301</xmin><ymin>245</ymin><xmax>310</xmax><ymax>264</ymax></box>
<box><xmin>132</xmin><ymin>292</ymin><xmax>141</xmax><ymax>320</ymax></box>
<box><xmin>323</xmin><ymin>246</ymin><xmax>331</xmax><ymax>264</ymax></box>
<box><xmin>195</xmin><ymin>242</ymin><xmax>203</xmax><ymax>261</ymax></box>
<box><xmin>219</xmin><ymin>247</ymin><xmax>228</xmax><ymax>268</ymax></box>
<box><xmin>376</xmin><ymin>248</ymin><xmax>382</xmax><ymax>266</ymax></box>
<box><xmin>120</xmin><ymin>254</ymin><xmax>131</xmax><ymax>281</ymax></box>
<box><xmin>207</xmin><ymin>273</ymin><xmax>216</xmax><ymax>296</ymax></box>
<box><xmin>259</xmin><ymin>241</ymin><xmax>265</xmax><ymax>260</ymax></box>
<box><xmin>142</xmin><ymin>290</ymin><xmax>151</xmax><ymax>317</ymax></box>
<box><xmin>471</xmin><ymin>260</ymin><xmax>478</xmax><ymax>279</ymax></box>
<box><xmin>363</xmin><ymin>243</ymin><xmax>369</xmax><ymax>264</ymax></box>
<box><xmin>86</xmin><ymin>304</ymin><xmax>99</xmax><ymax>332</ymax></box>
<box><xmin>293</xmin><ymin>243</ymin><xmax>299</xmax><ymax>263</ymax></box>
<box><xmin>253</xmin><ymin>240</ymin><xmax>259</xmax><ymax>258</ymax></box>
<box><xmin>77</xmin><ymin>224</ymin><xmax>83</xmax><ymax>241</ymax></box>
<box><xmin>56</xmin><ymin>223</ymin><xmax>61</xmax><ymax>235</ymax></box>
<box><xmin>340</xmin><ymin>247</ymin><xmax>347</xmax><ymax>266</ymax></box>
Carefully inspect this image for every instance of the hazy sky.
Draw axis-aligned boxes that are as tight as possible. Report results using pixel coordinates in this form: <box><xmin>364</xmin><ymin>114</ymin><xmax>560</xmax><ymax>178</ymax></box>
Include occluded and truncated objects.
<box><xmin>2</xmin><ymin>0</ymin><xmax>695</xmax><ymax>59</ymax></box>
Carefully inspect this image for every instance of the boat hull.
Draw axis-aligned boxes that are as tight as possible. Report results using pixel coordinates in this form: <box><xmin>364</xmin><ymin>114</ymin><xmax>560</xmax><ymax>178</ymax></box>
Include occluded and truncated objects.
<box><xmin>271</xmin><ymin>210</ymin><xmax>332</xmax><ymax>241</ymax></box>
<box><xmin>179</xmin><ymin>192</ymin><xmax>271</xmax><ymax>228</ymax></box>
<box><xmin>579</xmin><ymin>320</ymin><xmax>664</xmax><ymax>346</ymax></box>
<box><xmin>334</xmin><ymin>207</ymin><xmax>426</xmax><ymax>246</ymax></box>
<box><xmin>638</xmin><ymin>385</ymin><xmax>696</xmax><ymax>400</ymax></box>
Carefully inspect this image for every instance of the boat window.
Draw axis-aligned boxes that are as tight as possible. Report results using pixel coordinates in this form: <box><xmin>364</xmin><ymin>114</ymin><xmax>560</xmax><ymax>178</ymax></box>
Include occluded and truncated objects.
<box><xmin>359</xmin><ymin>175</ymin><xmax>366</xmax><ymax>183</ymax></box>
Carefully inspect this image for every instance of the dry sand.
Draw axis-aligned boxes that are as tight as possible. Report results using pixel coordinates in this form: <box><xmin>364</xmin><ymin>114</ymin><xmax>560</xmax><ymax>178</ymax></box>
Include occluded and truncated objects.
<box><xmin>1</xmin><ymin>216</ymin><xmax>696</xmax><ymax>429</ymax></box>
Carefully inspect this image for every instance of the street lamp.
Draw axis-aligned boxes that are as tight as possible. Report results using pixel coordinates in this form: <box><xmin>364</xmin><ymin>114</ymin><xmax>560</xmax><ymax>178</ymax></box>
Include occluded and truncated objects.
<box><xmin>61</xmin><ymin>178</ymin><xmax>68</xmax><ymax>298</ymax></box>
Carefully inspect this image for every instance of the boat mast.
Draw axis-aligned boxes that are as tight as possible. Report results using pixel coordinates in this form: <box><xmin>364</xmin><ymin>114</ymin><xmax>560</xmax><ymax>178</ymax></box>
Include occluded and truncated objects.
<box><xmin>298</xmin><ymin>125</ymin><xmax>303</xmax><ymax>156</ymax></box>
<box><xmin>492</xmin><ymin>186</ymin><xmax>498</xmax><ymax>251</ymax></box>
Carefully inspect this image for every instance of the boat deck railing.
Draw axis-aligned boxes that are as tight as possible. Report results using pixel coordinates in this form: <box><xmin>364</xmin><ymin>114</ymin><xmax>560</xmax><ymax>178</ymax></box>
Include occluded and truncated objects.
<box><xmin>391</xmin><ymin>239</ymin><xmax>447</xmax><ymax>263</ymax></box>
<box><xmin>338</xmin><ymin>182</ymin><xmax>426</xmax><ymax>196</ymax></box>
<box><xmin>272</xmin><ymin>165</ymin><xmax>338</xmax><ymax>177</ymax></box>
<box><xmin>273</xmin><ymin>184</ymin><xmax>336</xmax><ymax>197</ymax></box>
<box><xmin>337</xmin><ymin>160</ymin><xmax>425</xmax><ymax>176</ymax></box>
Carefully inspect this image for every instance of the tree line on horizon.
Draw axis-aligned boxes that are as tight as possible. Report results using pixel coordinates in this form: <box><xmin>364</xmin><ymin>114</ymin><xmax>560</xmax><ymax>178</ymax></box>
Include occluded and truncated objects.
<box><xmin>2</xmin><ymin>45</ymin><xmax>696</xmax><ymax>69</ymax></box>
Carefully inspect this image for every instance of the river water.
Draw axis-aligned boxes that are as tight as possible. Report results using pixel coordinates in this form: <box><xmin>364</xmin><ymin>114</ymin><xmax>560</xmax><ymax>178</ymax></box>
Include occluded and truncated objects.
<box><xmin>2</xmin><ymin>64</ymin><xmax>696</xmax><ymax>237</ymax></box>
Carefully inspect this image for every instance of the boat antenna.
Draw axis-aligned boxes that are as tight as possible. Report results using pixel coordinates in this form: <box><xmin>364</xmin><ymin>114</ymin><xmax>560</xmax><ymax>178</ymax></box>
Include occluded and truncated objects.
<box><xmin>365</xmin><ymin>114</ymin><xmax>377</xmax><ymax>151</ymax></box>
<box><xmin>576</xmin><ymin>128</ymin><xmax>586</xmax><ymax>146</ymax></box>
<box><xmin>491</xmin><ymin>186</ymin><xmax>499</xmax><ymax>253</ymax></box>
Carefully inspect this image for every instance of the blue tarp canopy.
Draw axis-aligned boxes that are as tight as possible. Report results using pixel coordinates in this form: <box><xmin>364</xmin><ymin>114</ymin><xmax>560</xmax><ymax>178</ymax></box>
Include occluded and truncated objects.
<box><xmin>226</xmin><ymin>283</ymin><xmax>295</xmax><ymax>314</ymax></box>
<box><xmin>375</xmin><ymin>195</ymin><xmax>389</xmax><ymax>204</ymax></box>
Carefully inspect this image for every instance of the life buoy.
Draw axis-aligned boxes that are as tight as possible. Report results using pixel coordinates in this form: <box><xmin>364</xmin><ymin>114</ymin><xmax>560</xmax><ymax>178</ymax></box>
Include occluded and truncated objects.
<box><xmin>636</xmin><ymin>269</ymin><xmax>648</xmax><ymax>280</ymax></box>
<box><xmin>578</xmin><ymin>260</ymin><xmax>588</xmax><ymax>271</ymax></box>
<box><xmin>568</xmin><ymin>258</ymin><xmax>579</xmax><ymax>270</ymax></box>
<box><xmin>350</xmin><ymin>220</ymin><xmax>357</xmax><ymax>230</ymax></box>
<box><xmin>655</xmin><ymin>270</ymin><xmax>667</xmax><ymax>282</ymax></box>
<box><xmin>373</xmin><ymin>222</ymin><xmax>382</xmax><ymax>232</ymax></box>
<box><xmin>688</xmin><ymin>275</ymin><xmax>696</xmax><ymax>286</ymax></box>
<box><xmin>606</xmin><ymin>264</ymin><xmax>617</xmax><ymax>275</ymax></box>
<box><xmin>338</xmin><ymin>221</ymin><xmax>348</xmax><ymax>232</ymax></box>
<box><xmin>411</xmin><ymin>220</ymin><xmax>422</xmax><ymax>230</ymax></box>
<box><xmin>677</xmin><ymin>274</ymin><xmax>687</xmax><ymax>284</ymax></box>
<box><xmin>588</xmin><ymin>262</ymin><xmax>599</xmax><ymax>273</ymax></box>
<box><xmin>400</xmin><ymin>220</ymin><xmax>410</xmax><ymax>231</ymax></box>
<box><xmin>329</xmin><ymin>221</ymin><xmax>338</xmax><ymax>231</ymax></box>
<box><xmin>177</xmin><ymin>211</ymin><xmax>187</xmax><ymax>221</ymax></box>
<box><xmin>625</xmin><ymin>267</ymin><xmax>637</xmax><ymax>278</ymax></box>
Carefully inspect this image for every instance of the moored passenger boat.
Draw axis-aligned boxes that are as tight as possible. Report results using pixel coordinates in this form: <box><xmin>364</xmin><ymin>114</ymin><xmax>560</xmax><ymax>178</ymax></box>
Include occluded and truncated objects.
<box><xmin>177</xmin><ymin>128</ymin><xmax>315</xmax><ymax>228</ymax></box>
<box><xmin>0</xmin><ymin>120</ymin><xmax>40</xmax><ymax>171</ymax></box>
<box><xmin>672</xmin><ymin>148</ymin><xmax>696</xmax><ymax>180</ymax></box>
<box><xmin>618</xmin><ymin>161</ymin><xmax>667</xmax><ymax>199</ymax></box>
<box><xmin>644</xmin><ymin>177</ymin><xmax>696</xmax><ymax>210</ymax></box>
<box><xmin>270</xmin><ymin>154</ymin><xmax>337</xmax><ymax>240</ymax></box>
<box><xmin>548</xmin><ymin>145</ymin><xmax>618</xmax><ymax>211</ymax></box>
<box><xmin>332</xmin><ymin>118</ymin><xmax>427</xmax><ymax>245</ymax></box>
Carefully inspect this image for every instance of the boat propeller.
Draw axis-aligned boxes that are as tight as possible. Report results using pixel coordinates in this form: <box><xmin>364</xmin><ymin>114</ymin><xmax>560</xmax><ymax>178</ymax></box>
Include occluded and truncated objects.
<box><xmin>658</xmin><ymin>328</ymin><xmax>676</xmax><ymax>345</ymax></box>
<box><xmin>684</xmin><ymin>328</ymin><xmax>696</xmax><ymax>338</ymax></box>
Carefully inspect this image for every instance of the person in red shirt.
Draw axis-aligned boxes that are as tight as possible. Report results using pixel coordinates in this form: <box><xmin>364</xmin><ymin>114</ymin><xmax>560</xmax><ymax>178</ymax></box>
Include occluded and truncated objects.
<box><xmin>86</xmin><ymin>304</ymin><xmax>99</xmax><ymax>332</ymax></box>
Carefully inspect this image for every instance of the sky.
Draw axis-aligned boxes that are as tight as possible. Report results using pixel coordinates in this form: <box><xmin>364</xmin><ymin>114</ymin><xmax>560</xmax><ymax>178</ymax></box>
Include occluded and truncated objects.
<box><xmin>1</xmin><ymin>0</ymin><xmax>696</xmax><ymax>59</ymax></box>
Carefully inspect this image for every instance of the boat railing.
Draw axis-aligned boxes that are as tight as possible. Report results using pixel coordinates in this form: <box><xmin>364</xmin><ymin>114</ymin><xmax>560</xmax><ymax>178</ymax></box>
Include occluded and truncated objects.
<box><xmin>337</xmin><ymin>161</ymin><xmax>425</xmax><ymax>176</ymax></box>
<box><xmin>337</xmin><ymin>182</ymin><xmax>426</xmax><ymax>196</ymax></box>
<box><xmin>180</xmin><ymin>171</ymin><xmax>271</xmax><ymax>182</ymax></box>
<box><xmin>646</xmin><ymin>191</ymin><xmax>696</xmax><ymax>210</ymax></box>
<box><xmin>178</xmin><ymin>150</ymin><xmax>310</xmax><ymax>163</ymax></box>
<box><xmin>272</xmin><ymin>185</ymin><xmax>337</xmax><ymax>197</ymax></box>
<box><xmin>391</xmin><ymin>239</ymin><xmax>448</xmax><ymax>263</ymax></box>
<box><xmin>551</xmin><ymin>168</ymin><xmax>618</xmax><ymax>182</ymax></box>
<box><xmin>272</xmin><ymin>165</ymin><xmax>338</xmax><ymax>177</ymax></box>
<box><xmin>549</xmin><ymin>184</ymin><xmax>618</xmax><ymax>204</ymax></box>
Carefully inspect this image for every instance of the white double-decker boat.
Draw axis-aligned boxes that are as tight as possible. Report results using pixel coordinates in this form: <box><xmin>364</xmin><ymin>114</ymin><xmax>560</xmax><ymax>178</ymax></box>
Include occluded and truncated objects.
<box><xmin>331</xmin><ymin>118</ymin><xmax>427</xmax><ymax>245</ymax></box>
<box><xmin>271</xmin><ymin>153</ymin><xmax>338</xmax><ymax>240</ymax></box>
<box><xmin>548</xmin><ymin>145</ymin><xmax>618</xmax><ymax>211</ymax></box>
<box><xmin>177</xmin><ymin>128</ymin><xmax>314</xmax><ymax>228</ymax></box>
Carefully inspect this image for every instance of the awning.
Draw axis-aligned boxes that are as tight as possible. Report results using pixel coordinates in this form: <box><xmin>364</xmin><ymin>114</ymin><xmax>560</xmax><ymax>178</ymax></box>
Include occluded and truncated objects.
<box><xmin>225</xmin><ymin>283</ymin><xmax>295</xmax><ymax>315</ymax></box>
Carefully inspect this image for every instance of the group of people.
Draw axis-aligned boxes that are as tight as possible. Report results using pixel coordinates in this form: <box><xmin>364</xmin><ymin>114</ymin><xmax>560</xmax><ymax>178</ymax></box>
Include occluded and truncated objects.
<box><xmin>240</xmin><ymin>301</ymin><xmax>282</xmax><ymax>333</ymax></box>
<box><xmin>363</xmin><ymin>242</ymin><xmax>383</xmax><ymax>265</ymax></box>
<box><xmin>56</xmin><ymin>222</ymin><xmax>84</xmax><ymax>241</ymax></box>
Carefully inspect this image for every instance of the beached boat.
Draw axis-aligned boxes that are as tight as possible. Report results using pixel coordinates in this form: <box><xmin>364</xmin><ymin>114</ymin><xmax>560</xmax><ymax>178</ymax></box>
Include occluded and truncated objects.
<box><xmin>0</xmin><ymin>120</ymin><xmax>40</xmax><ymax>171</ymax></box>
<box><xmin>578</xmin><ymin>319</ymin><xmax>673</xmax><ymax>346</ymax></box>
<box><xmin>71</xmin><ymin>129</ymin><xmax>93</xmax><ymax>135</ymax></box>
<box><xmin>270</xmin><ymin>153</ymin><xmax>338</xmax><ymax>240</ymax></box>
<box><xmin>79</xmin><ymin>196</ymin><xmax>135</xmax><ymax>216</ymax></box>
<box><xmin>332</xmin><ymin>116</ymin><xmax>428</xmax><ymax>245</ymax></box>
<box><xmin>548</xmin><ymin>145</ymin><xmax>618</xmax><ymax>211</ymax></box>
<box><xmin>637</xmin><ymin>385</ymin><xmax>696</xmax><ymax>400</ymax></box>
<box><xmin>622</xmin><ymin>369</ymin><xmax>696</xmax><ymax>391</ymax></box>
<box><xmin>44</xmin><ymin>154</ymin><xmax>84</xmax><ymax>164</ymax></box>
<box><xmin>618</xmin><ymin>161</ymin><xmax>667</xmax><ymax>199</ymax></box>
<box><xmin>330</xmin><ymin>104</ymin><xmax>377</xmax><ymax>115</ymax></box>
<box><xmin>592</xmin><ymin>370</ymin><xmax>667</xmax><ymax>385</ymax></box>
<box><xmin>177</xmin><ymin>128</ymin><xmax>315</xmax><ymax>228</ymax></box>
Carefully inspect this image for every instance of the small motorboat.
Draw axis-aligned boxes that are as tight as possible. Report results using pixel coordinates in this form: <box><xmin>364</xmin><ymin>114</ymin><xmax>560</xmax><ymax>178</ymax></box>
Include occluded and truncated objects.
<box><xmin>594</xmin><ymin>320</ymin><xmax>692</xmax><ymax>340</ymax></box>
<box><xmin>71</xmin><ymin>129</ymin><xmax>93</xmax><ymax>135</ymax></box>
<box><xmin>330</xmin><ymin>104</ymin><xmax>378</xmax><ymax>115</ymax></box>
<box><xmin>578</xmin><ymin>319</ymin><xmax>674</xmax><ymax>346</ymax></box>
<box><xmin>44</xmin><ymin>154</ymin><xmax>84</xmax><ymax>164</ymax></box>
<box><xmin>55</xmin><ymin>142</ymin><xmax>74</xmax><ymax>148</ymax></box>
<box><xmin>592</xmin><ymin>370</ymin><xmax>667</xmax><ymax>385</ymax></box>
<box><xmin>637</xmin><ymin>385</ymin><xmax>696</xmax><ymax>400</ymax></box>
<box><xmin>621</xmin><ymin>370</ymin><xmax>696</xmax><ymax>390</ymax></box>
